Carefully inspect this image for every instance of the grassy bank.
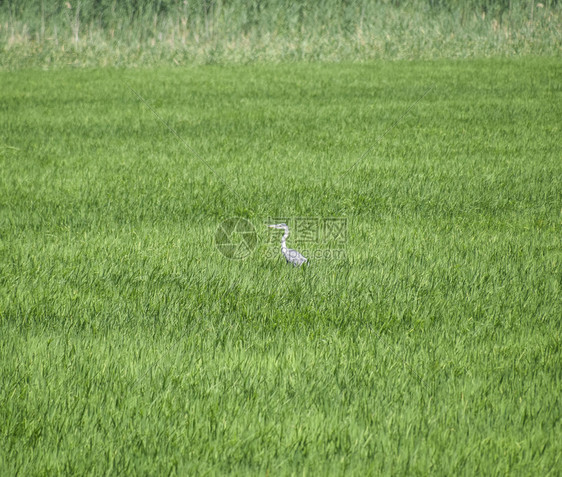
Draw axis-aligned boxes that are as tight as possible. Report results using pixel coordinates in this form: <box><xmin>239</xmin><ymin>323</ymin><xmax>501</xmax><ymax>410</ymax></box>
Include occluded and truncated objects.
<box><xmin>1</xmin><ymin>0</ymin><xmax>561</xmax><ymax>68</ymax></box>
<box><xmin>1</xmin><ymin>59</ymin><xmax>561</xmax><ymax>474</ymax></box>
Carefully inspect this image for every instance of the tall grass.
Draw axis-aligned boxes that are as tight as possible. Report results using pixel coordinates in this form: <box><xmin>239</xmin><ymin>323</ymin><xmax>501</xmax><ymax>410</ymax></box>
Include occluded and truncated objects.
<box><xmin>1</xmin><ymin>0</ymin><xmax>560</xmax><ymax>68</ymax></box>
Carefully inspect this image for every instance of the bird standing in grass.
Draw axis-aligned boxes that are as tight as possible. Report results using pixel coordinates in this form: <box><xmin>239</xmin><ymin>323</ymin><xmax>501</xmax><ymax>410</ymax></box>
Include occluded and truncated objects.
<box><xmin>268</xmin><ymin>223</ymin><xmax>308</xmax><ymax>266</ymax></box>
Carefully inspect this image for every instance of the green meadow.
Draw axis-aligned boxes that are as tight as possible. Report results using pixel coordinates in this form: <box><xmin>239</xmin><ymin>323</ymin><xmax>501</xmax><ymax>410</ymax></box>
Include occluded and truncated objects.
<box><xmin>1</xmin><ymin>1</ymin><xmax>561</xmax><ymax>475</ymax></box>
<box><xmin>1</xmin><ymin>58</ymin><xmax>560</xmax><ymax>475</ymax></box>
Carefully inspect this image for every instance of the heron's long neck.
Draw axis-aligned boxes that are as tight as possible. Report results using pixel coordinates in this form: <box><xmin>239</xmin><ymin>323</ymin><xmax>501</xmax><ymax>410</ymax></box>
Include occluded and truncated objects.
<box><xmin>281</xmin><ymin>228</ymin><xmax>289</xmax><ymax>251</ymax></box>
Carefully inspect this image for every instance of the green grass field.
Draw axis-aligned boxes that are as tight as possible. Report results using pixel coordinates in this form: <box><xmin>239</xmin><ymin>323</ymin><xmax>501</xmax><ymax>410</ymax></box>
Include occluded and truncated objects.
<box><xmin>1</xmin><ymin>59</ymin><xmax>561</xmax><ymax>474</ymax></box>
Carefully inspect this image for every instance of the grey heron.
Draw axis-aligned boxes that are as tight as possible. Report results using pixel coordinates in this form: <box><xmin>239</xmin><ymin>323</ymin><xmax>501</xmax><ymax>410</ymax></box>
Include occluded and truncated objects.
<box><xmin>268</xmin><ymin>223</ymin><xmax>308</xmax><ymax>267</ymax></box>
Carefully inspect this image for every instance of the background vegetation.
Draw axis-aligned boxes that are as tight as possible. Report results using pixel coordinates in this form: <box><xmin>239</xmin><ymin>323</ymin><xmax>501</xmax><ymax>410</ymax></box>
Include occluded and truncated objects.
<box><xmin>1</xmin><ymin>0</ymin><xmax>561</xmax><ymax>68</ymax></box>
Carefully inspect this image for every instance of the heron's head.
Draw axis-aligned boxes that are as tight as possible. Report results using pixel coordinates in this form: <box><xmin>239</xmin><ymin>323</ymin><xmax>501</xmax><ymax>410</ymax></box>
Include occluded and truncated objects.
<box><xmin>268</xmin><ymin>223</ymin><xmax>288</xmax><ymax>230</ymax></box>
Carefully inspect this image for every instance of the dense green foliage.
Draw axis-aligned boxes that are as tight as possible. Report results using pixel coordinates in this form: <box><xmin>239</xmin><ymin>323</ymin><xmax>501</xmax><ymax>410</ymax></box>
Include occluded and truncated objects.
<box><xmin>1</xmin><ymin>59</ymin><xmax>560</xmax><ymax>474</ymax></box>
<box><xmin>1</xmin><ymin>0</ymin><xmax>560</xmax><ymax>68</ymax></box>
